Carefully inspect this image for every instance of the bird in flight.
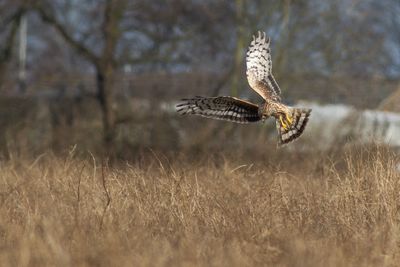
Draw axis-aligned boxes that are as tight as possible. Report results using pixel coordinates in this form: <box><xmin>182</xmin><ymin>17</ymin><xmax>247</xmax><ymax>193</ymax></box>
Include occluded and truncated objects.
<box><xmin>176</xmin><ymin>31</ymin><xmax>311</xmax><ymax>146</ymax></box>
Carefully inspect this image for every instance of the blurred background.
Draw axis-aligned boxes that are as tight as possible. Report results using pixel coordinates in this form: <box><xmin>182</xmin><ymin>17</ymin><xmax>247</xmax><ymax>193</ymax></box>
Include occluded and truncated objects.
<box><xmin>0</xmin><ymin>0</ymin><xmax>399</xmax><ymax>159</ymax></box>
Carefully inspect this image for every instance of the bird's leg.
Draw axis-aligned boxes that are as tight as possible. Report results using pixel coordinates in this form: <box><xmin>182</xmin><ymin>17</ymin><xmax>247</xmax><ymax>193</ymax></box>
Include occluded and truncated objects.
<box><xmin>279</xmin><ymin>115</ymin><xmax>289</xmax><ymax>130</ymax></box>
<box><xmin>285</xmin><ymin>113</ymin><xmax>293</xmax><ymax>126</ymax></box>
<box><xmin>279</xmin><ymin>113</ymin><xmax>293</xmax><ymax>130</ymax></box>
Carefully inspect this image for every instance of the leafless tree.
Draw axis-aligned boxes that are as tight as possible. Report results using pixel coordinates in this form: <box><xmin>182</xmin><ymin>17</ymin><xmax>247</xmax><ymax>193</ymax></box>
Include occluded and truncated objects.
<box><xmin>31</xmin><ymin>0</ymin><xmax>236</xmax><ymax>154</ymax></box>
<box><xmin>33</xmin><ymin>0</ymin><xmax>125</xmax><ymax>154</ymax></box>
<box><xmin>0</xmin><ymin>7</ymin><xmax>26</xmax><ymax>87</ymax></box>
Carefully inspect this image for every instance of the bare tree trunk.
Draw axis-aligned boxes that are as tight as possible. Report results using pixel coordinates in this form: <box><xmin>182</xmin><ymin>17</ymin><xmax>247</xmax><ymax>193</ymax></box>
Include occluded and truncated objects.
<box><xmin>0</xmin><ymin>8</ymin><xmax>25</xmax><ymax>159</ymax></box>
<box><xmin>17</xmin><ymin>14</ymin><xmax>27</xmax><ymax>93</ymax></box>
<box><xmin>230</xmin><ymin>0</ymin><xmax>246</xmax><ymax>96</ymax></box>
<box><xmin>96</xmin><ymin>66</ymin><xmax>115</xmax><ymax>154</ymax></box>
<box><xmin>96</xmin><ymin>0</ymin><xmax>124</xmax><ymax>155</ymax></box>
<box><xmin>0</xmin><ymin>8</ymin><xmax>23</xmax><ymax>86</ymax></box>
<box><xmin>35</xmin><ymin>0</ymin><xmax>124</xmax><ymax>156</ymax></box>
<box><xmin>274</xmin><ymin>0</ymin><xmax>292</xmax><ymax>77</ymax></box>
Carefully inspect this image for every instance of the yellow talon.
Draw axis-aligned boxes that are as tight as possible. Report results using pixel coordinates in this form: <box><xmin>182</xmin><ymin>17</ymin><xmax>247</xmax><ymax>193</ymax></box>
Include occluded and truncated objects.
<box><xmin>286</xmin><ymin>114</ymin><xmax>293</xmax><ymax>125</ymax></box>
<box><xmin>279</xmin><ymin>116</ymin><xmax>288</xmax><ymax>130</ymax></box>
<box><xmin>279</xmin><ymin>114</ymin><xmax>293</xmax><ymax>130</ymax></box>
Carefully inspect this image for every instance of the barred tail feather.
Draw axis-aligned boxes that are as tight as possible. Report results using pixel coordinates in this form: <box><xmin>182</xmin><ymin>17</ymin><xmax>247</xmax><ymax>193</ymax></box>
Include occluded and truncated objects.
<box><xmin>276</xmin><ymin>108</ymin><xmax>312</xmax><ymax>146</ymax></box>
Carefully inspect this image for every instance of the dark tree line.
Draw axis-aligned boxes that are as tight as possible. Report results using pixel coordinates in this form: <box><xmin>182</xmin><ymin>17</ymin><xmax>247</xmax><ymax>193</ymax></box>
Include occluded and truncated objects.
<box><xmin>0</xmin><ymin>0</ymin><xmax>398</xmax><ymax>155</ymax></box>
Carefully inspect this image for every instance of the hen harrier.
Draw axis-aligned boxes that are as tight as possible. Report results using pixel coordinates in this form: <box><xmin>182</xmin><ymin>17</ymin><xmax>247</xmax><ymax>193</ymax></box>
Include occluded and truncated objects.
<box><xmin>176</xmin><ymin>31</ymin><xmax>311</xmax><ymax>146</ymax></box>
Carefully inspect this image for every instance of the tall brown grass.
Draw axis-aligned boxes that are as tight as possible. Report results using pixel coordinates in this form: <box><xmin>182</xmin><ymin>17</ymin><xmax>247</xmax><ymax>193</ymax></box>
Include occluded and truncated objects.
<box><xmin>0</xmin><ymin>145</ymin><xmax>399</xmax><ymax>266</ymax></box>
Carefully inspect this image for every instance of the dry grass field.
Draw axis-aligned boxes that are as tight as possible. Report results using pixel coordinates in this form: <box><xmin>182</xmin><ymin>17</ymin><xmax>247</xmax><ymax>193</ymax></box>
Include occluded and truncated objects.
<box><xmin>0</xmin><ymin>145</ymin><xmax>399</xmax><ymax>266</ymax></box>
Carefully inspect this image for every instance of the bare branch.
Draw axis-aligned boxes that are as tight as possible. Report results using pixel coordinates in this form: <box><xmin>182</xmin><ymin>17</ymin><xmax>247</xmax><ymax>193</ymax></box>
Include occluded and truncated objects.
<box><xmin>34</xmin><ymin>3</ymin><xmax>100</xmax><ymax>66</ymax></box>
<box><xmin>0</xmin><ymin>8</ymin><xmax>25</xmax><ymax>83</ymax></box>
<box><xmin>100</xmin><ymin>0</ymin><xmax>126</xmax><ymax>67</ymax></box>
<box><xmin>0</xmin><ymin>7</ymin><xmax>24</xmax><ymax>31</ymax></box>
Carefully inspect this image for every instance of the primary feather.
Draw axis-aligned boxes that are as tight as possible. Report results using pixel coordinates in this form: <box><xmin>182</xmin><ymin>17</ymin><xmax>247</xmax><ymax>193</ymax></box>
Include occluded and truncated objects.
<box><xmin>176</xmin><ymin>96</ymin><xmax>261</xmax><ymax>124</ymax></box>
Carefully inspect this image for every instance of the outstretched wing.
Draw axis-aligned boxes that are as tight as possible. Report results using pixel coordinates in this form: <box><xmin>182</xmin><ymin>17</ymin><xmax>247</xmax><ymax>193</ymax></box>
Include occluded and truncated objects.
<box><xmin>176</xmin><ymin>96</ymin><xmax>261</xmax><ymax>124</ymax></box>
<box><xmin>246</xmin><ymin>31</ymin><xmax>281</xmax><ymax>102</ymax></box>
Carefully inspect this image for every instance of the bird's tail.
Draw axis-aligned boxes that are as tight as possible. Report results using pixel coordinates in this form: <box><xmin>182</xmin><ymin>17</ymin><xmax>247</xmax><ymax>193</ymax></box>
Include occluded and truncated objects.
<box><xmin>276</xmin><ymin>108</ymin><xmax>312</xmax><ymax>146</ymax></box>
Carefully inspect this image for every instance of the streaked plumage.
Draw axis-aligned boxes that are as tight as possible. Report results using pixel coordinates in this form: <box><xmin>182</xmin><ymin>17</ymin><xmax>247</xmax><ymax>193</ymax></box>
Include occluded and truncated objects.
<box><xmin>176</xmin><ymin>31</ymin><xmax>312</xmax><ymax>146</ymax></box>
<box><xmin>176</xmin><ymin>96</ymin><xmax>260</xmax><ymax>123</ymax></box>
<box><xmin>246</xmin><ymin>32</ymin><xmax>281</xmax><ymax>102</ymax></box>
